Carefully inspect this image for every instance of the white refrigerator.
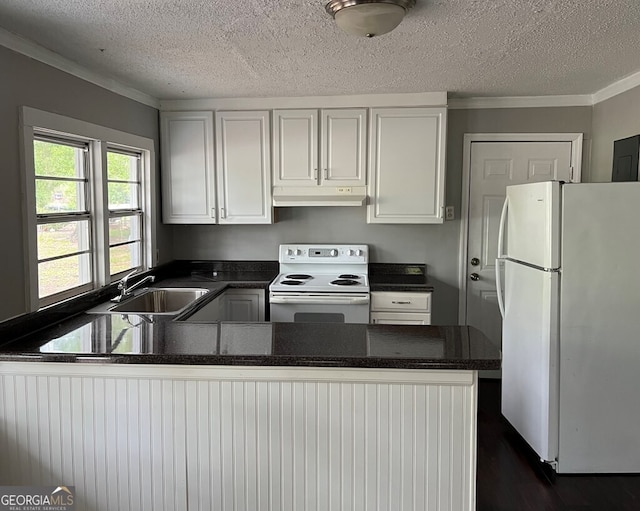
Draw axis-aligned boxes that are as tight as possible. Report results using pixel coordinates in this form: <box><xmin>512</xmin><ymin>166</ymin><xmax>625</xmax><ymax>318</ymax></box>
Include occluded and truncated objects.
<box><xmin>496</xmin><ymin>180</ymin><xmax>640</xmax><ymax>474</ymax></box>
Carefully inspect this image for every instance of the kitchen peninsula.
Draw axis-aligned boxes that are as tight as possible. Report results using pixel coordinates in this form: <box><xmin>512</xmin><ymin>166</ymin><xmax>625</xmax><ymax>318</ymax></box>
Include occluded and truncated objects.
<box><xmin>0</xmin><ymin>266</ymin><xmax>499</xmax><ymax>511</ymax></box>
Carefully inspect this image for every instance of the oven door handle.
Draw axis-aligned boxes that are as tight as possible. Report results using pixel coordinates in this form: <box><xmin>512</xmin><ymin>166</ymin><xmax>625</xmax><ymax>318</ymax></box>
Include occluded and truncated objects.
<box><xmin>270</xmin><ymin>295</ymin><xmax>370</xmax><ymax>305</ymax></box>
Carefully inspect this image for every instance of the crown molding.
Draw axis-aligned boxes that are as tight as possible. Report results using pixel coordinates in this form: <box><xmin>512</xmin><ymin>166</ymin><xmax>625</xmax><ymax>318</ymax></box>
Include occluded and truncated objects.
<box><xmin>160</xmin><ymin>91</ymin><xmax>448</xmax><ymax>111</ymax></box>
<box><xmin>592</xmin><ymin>69</ymin><xmax>640</xmax><ymax>105</ymax></box>
<box><xmin>0</xmin><ymin>27</ymin><xmax>159</xmax><ymax>109</ymax></box>
<box><xmin>448</xmin><ymin>94</ymin><xmax>593</xmax><ymax>109</ymax></box>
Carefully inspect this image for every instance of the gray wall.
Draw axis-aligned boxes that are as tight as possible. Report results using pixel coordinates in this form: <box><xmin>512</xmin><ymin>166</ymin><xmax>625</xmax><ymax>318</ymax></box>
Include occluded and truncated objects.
<box><xmin>0</xmin><ymin>46</ymin><xmax>168</xmax><ymax>322</ymax></box>
<box><xmin>0</xmin><ymin>40</ymin><xmax>611</xmax><ymax>325</ymax></box>
<box><xmin>591</xmin><ymin>86</ymin><xmax>640</xmax><ymax>181</ymax></box>
<box><xmin>173</xmin><ymin>106</ymin><xmax>594</xmax><ymax>324</ymax></box>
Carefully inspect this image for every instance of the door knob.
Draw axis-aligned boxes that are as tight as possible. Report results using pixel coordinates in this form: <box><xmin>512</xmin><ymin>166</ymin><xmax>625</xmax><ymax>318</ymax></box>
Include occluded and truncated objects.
<box><xmin>470</xmin><ymin>257</ymin><xmax>480</xmax><ymax>266</ymax></box>
<box><xmin>470</xmin><ymin>273</ymin><xmax>480</xmax><ymax>281</ymax></box>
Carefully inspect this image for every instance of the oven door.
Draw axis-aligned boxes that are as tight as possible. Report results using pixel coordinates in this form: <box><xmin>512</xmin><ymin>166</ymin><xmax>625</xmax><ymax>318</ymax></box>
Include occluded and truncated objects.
<box><xmin>269</xmin><ymin>292</ymin><xmax>370</xmax><ymax>324</ymax></box>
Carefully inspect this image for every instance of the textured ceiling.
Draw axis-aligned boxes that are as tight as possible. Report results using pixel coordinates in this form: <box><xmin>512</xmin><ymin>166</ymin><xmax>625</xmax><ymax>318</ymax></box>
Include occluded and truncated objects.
<box><xmin>1</xmin><ymin>0</ymin><xmax>640</xmax><ymax>101</ymax></box>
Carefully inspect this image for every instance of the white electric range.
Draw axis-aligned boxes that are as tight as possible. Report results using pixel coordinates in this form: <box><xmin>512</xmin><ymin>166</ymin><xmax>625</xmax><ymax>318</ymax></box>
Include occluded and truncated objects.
<box><xmin>269</xmin><ymin>244</ymin><xmax>370</xmax><ymax>324</ymax></box>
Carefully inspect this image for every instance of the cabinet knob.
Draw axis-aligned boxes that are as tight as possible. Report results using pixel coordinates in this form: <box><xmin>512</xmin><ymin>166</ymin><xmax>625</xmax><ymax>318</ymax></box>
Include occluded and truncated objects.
<box><xmin>470</xmin><ymin>257</ymin><xmax>480</xmax><ymax>266</ymax></box>
<box><xmin>470</xmin><ymin>273</ymin><xmax>480</xmax><ymax>281</ymax></box>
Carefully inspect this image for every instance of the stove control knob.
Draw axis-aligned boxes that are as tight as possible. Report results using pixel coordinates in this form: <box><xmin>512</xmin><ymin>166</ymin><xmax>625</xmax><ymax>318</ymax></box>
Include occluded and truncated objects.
<box><xmin>330</xmin><ymin>249</ymin><xmax>338</xmax><ymax>257</ymax></box>
<box><xmin>348</xmin><ymin>249</ymin><xmax>355</xmax><ymax>256</ymax></box>
<box><xmin>287</xmin><ymin>249</ymin><xmax>294</xmax><ymax>256</ymax></box>
<box><xmin>295</xmin><ymin>249</ymin><xmax>302</xmax><ymax>256</ymax></box>
<box><xmin>356</xmin><ymin>249</ymin><xmax>363</xmax><ymax>257</ymax></box>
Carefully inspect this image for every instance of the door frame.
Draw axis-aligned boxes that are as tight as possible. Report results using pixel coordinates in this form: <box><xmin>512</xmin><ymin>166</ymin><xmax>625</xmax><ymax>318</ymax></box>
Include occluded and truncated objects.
<box><xmin>458</xmin><ymin>132</ymin><xmax>584</xmax><ymax>323</ymax></box>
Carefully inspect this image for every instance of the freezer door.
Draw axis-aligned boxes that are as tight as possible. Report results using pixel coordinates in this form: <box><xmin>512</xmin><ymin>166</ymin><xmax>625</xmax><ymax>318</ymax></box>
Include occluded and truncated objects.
<box><xmin>505</xmin><ymin>181</ymin><xmax>560</xmax><ymax>269</ymax></box>
<box><xmin>557</xmin><ymin>182</ymin><xmax>640</xmax><ymax>472</ymax></box>
<box><xmin>501</xmin><ymin>260</ymin><xmax>559</xmax><ymax>463</ymax></box>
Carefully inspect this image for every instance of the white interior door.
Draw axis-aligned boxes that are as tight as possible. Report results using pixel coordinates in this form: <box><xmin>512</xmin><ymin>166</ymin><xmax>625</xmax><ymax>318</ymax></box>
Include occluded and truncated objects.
<box><xmin>464</xmin><ymin>138</ymin><xmax>575</xmax><ymax>374</ymax></box>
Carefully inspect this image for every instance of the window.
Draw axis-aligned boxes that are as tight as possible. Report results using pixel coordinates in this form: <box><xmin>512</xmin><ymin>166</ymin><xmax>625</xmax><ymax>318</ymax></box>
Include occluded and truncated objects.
<box><xmin>34</xmin><ymin>136</ymin><xmax>93</xmax><ymax>303</ymax></box>
<box><xmin>107</xmin><ymin>148</ymin><xmax>143</xmax><ymax>277</ymax></box>
<box><xmin>21</xmin><ymin>107</ymin><xmax>156</xmax><ymax>311</ymax></box>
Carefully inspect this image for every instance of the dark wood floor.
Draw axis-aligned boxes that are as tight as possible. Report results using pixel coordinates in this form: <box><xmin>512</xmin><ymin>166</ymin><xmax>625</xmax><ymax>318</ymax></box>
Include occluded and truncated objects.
<box><xmin>476</xmin><ymin>380</ymin><xmax>640</xmax><ymax>511</ymax></box>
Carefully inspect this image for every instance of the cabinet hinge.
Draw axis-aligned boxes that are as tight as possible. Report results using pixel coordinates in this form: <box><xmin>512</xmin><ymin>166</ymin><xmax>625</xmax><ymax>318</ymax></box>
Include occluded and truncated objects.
<box><xmin>569</xmin><ymin>166</ymin><xmax>574</xmax><ymax>182</ymax></box>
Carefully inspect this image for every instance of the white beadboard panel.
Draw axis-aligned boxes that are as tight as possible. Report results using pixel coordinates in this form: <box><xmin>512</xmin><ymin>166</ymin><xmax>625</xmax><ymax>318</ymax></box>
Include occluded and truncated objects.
<box><xmin>0</xmin><ymin>366</ymin><xmax>477</xmax><ymax>511</ymax></box>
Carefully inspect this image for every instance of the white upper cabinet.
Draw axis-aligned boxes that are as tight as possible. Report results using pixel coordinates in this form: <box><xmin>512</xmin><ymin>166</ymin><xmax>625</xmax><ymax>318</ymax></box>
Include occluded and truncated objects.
<box><xmin>272</xmin><ymin>109</ymin><xmax>318</xmax><ymax>186</ymax></box>
<box><xmin>367</xmin><ymin>107</ymin><xmax>447</xmax><ymax>224</ymax></box>
<box><xmin>160</xmin><ymin>111</ymin><xmax>216</xmax><ymax>224</ymax></box>
<box><xmin>321</xmin><ymin>109</ymin><xmax>367</xmax><ymax>186</ymax></box>
<box><xmin>273</xmin><ymin>108</ymin><xmax>367</xmax><ymax>187</ymax></box>
<box><xmin>215</xmin><ymin>111</ymin><xmax>272</xmax><ymax>224</ymax></box>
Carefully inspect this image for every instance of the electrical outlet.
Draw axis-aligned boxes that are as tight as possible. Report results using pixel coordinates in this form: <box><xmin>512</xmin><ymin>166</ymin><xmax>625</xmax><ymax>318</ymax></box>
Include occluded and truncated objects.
<box><xmin>445</xmin><ymin>206</ymin><xmax>455</xmax><ymax>220</ymax></box>
<box><xmin>337</xmin><ymin>187</ymin><xmax>352</xmax><ymax>194</ymax></box>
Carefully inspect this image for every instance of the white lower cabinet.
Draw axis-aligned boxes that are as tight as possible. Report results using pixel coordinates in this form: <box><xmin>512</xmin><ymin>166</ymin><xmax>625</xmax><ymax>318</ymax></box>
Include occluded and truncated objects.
<box><xmin>370</xmin><ymin>311</ymin><xmax>431</xmax><ymax>325</ymax></box>
<box><xmin>370</xmin><ymin>291</ymin><xmax>432</xmax><ymax>325</ymax></box>
<box><xmin>186</xmin><ymin>288</ymin><xmax>265</xmax><ymax>322</ymax></box>
<box><xmin>185</xmin><ymin>293</ymin><xmax>223</xmax><ymax>321</ymax></box>
<box><xmin>0</xmin><ymin>363</ymin><xmax>478</xmax><ymax>511</ymax></box>
<box><xmin>223</xmin><ymin>288</ymin><xmax>265</xmax><ymax>322</ymax></box>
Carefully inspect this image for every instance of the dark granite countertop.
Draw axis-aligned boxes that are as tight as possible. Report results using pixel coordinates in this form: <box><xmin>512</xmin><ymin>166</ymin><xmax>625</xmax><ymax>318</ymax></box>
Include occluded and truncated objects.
<box><xmin>0</xmin><ymin>315</ymin><xmax>499</xmax><ymax>370</ymax></box>
<box><xmin>0</xmin><ymin>260</ymin><xmax>498</xmax><ymax>370</ymax></box>
<box><xmin>369</xmin><ymin>263</ymin><xmax>434</xmax><ymax>292</ymax></box>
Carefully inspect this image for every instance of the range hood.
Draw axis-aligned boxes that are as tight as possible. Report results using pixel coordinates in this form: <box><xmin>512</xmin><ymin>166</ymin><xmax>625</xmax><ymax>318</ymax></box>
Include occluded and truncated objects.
<box><xmin>272</xmin><ymin>186</ymin><xmax>367</xmax><ymax>207</ymax></box>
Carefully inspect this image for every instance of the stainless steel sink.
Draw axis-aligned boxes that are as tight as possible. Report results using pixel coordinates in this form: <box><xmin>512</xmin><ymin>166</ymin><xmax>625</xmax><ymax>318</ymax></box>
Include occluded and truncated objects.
<box><xmin>107</xmin><ymin>288</ymin><xmax>210</xmax><ymax>315</ymax></box>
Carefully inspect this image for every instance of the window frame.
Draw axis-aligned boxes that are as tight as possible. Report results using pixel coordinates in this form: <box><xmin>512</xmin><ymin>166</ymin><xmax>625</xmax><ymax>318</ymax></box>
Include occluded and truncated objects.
<box><xmin>20</xmin><ymin>107</ymin><xmax>157</xmax><ymax>312</ymax></box>
<box><xmin>106</xmin><ymin>146</ymin><xmax>145</xmax><ymax>279</ymax></box>
<box><xmin>33</xmin><ymin>134</ymin><xmax>94</xmax><ymax>305</ymax></box>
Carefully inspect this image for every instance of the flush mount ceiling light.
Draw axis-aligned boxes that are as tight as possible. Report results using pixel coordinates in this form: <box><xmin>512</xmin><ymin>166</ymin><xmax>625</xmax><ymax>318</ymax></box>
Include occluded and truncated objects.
<box><xmin>325</xmin><ymin>0</ymin><xmax>416</xmax><ymax>38</ymax></box>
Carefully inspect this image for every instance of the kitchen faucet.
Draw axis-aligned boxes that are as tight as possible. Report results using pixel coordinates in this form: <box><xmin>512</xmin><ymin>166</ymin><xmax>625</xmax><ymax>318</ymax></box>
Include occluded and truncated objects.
<box><xmin>111</xmin><ymin>269</ymin><xmax>155</xmax><ymax>302</ymax></box>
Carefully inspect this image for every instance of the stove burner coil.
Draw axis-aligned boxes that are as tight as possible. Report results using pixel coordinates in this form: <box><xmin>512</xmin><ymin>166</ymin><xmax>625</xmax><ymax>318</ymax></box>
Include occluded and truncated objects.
<box><xmin>281</xmin><ymin>280</ymin><xmax>305</xmax><ymax>285</ymax></box>
<box><xmin>285</xmin><ymin>274</ymin><xmax>313</xmax><ymax>280</ymax></box>
<box><xmin>330</xmin><ymin>279</ymin><xmax>360</xmax><ymax>286</ymax></box>
<box><xmin>338</xmin><ymin>274</ymin><xmax>360</xmax><ymax>279</ymax></box>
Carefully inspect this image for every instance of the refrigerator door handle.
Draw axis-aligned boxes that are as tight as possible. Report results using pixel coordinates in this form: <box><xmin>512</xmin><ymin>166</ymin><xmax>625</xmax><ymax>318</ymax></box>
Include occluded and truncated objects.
<box><xmin>497</xmin><ymin>195</ymin><xmax>509</xmax><ymax>258</ymax></box>
<box><xmin>495</xmin><ymin>258</ymin><xmax>505</xmax><ymax>318</ymax></box>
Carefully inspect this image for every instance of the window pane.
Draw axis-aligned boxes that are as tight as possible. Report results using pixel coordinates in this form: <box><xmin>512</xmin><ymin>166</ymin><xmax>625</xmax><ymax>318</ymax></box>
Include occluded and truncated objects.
<box><xmin>108</xmin><ymin>182</ymin><xmax>140</xmax><ymax>210</ymax></box>
<box><xmin>37</xmin><ymin>220</ymin><xmax>90</xmax><ymax>260</ymax></box>
<box><xmin>110</xmin><ymin>242</ymin><xmax>141</xmax><ymax>276</ymax></box>
<box><xmin>109</xmin><ymin>215</ymin><xmax>141</xmax><ymax>245</ymax></box>
<box><xmin>36</xmin><ymin>178</ymin><xmax>86</xmax><ymax>214</ymax></box>
<box><xmin>38</xmin><ymin>253</ymin><xmax>92</xmax><ymax>299</ymax></box>
<box><xmin>34</xmin><ymin>139</ymin><xmax>86</xmax><ymax>179</ymax></box>
<box><xmin>107</xmin><ymin>151</ymin><xmax>139</xmax><ymax>181</ymax></box>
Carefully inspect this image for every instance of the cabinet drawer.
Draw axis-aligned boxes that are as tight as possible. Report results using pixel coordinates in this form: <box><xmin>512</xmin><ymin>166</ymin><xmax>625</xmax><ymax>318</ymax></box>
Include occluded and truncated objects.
<box><xmin>371</xmin><ymin>292</ymin><xmax>431</xmax><ymax>312</ymax></box>
<box><xmin>370</xmin><ymin>312</ymin><xmax>431</xmax><ymax>325</ymax></box>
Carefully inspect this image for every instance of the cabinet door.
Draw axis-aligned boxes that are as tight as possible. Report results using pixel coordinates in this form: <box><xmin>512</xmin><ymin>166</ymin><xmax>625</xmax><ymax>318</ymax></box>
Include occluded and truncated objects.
<box><xmin>272</xmin><ymin>109</ymin><xmax>318</xmax><ymax>186</ymax></box>
<box><xmin>371</xmin><ymin>291</ymin><xmax>431</xmax><ymax>312</ymax></box>
<box><xmin>160</xmin><ymin>112</ymin><xmax>216</xmax><ymax>224</ymax></box>
<box><xmin>320</xmin><ymin>109</ymin><xmax>367</xmax><ymax>187</ymax></box>
<box><xmin>370</xmin><ymin>312</ymin><xmax>432</xmax><ymax>325</ymax></box>
<box><xmin>216</xmin><ymin>111</ymin><xmax>272</xmax><ymax>224</ymax></box>
<box><xmin>185</xmin><ymin>294</ymin><xmax>223</xmax><ymax>322</ymax></box>
<box><xmin>223</xmin><ymin>289</ymin><xmax>265</xmax><ymax>321</ymax></box>
<box><xmin>367</xmin><ymin>107</ymin><xmax>446</xmax><ymax>224</ymax></box>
